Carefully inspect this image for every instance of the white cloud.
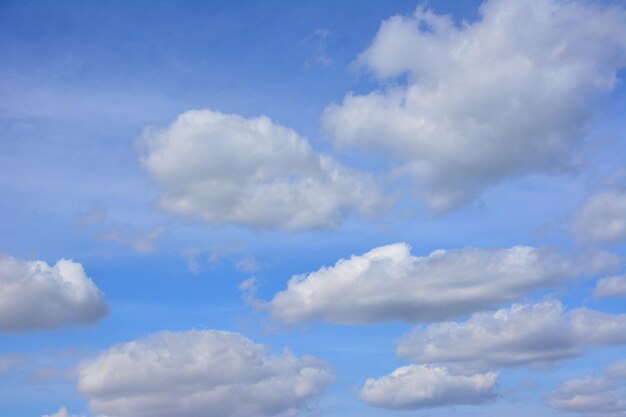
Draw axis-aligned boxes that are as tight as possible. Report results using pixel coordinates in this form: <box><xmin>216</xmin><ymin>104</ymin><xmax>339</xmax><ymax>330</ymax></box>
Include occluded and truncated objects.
<box><xmin>140</xmin><ymin>109</ymin><xmax>385</xmax><ymax>230</ymax></box>
<box><xmin>397</xmin><ymin>300</ymin><xmax>626</xmax><ymax>371</ymax></box>
<box><xmin>571</xmin><ymin>190</ymin><xmax>626</xmax><ymax>245</ymax></box>
<box><xmin>265</xmin><ymin>243</ymin><xmax>617</xmax><ymax>324</ymax></box>
<box><xmin>322</xmin><ymin>0</ymin><xmax>626</xmax><ymax>210</ymax></box>
<box><xmin>547</xmin><ymin>361</ymin><xmax>626</xmax><ymax>417</ymax></box>
<box><xmin>0</xmin><ymin>255</ymin><xmax>107</xmax><ymax>332</ymax></box>
<box><xmin>78</xmin><ymin>330</ymin><xmax>334</xmax><ymax>417</ymax></box>
<box><xmin>41</xmin><ymin>407</ymin><xmax>84</xmax><ymax>417</ymax></box>
<box><xmin>360</xmin><ymin>364</ymin><xmax>496</xmax><ymax>410</ymax></box>
<box><xmin>98</xmin><ymin>226</ymin><xmax>166</xmax><ymax>253</ymax></box>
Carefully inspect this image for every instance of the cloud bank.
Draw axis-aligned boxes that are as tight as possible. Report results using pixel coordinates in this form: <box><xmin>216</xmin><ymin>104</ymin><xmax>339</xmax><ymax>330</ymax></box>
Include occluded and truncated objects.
<box><xmin>0</xmin><ymin>255</ymin><xmax>107</xmax><ymax>332</ymax></box>
<box><xmin>140</xmin><ymin>110</ymin><xmax>385</xmax><ymax>230</ymax></box>
<box><xmin>78</xmin><ymin>330</ymin><xmax>334</xmax><ymax>417</ymax></box>
<box><xmin>266</xmin><ymin>243</ymin><xmax>615</xmax><ymax>324</ymax></box>
<box><xmin>322</xmin><ymin>0</ymin><xmax>626</xmax><ymax>210</ymax></box>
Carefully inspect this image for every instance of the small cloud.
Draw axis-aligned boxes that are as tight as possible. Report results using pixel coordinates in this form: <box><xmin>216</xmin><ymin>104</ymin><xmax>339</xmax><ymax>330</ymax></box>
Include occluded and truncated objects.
<box><xmin>304</xmin><ymin>29</ymin><xmax>332</xmax><ymax>68</ymax></box>
<box><xmin>98</xmin><ymin>226</ymin><xmax>166</xmax><ymax>254</ymax></box>
<box><xmin>235</xmin><ymin>256</ymin><xmax>259</xmax><ymax>273</ymax></box>
<box><xmin>0</xmin><ymin>354</ymin><xmax>28</xmax><ymax>374</ymax></box>
<box><xmin>74</xmin><ymin>206</ymin><xmax>107</xmax><ymax>228</ymax></box>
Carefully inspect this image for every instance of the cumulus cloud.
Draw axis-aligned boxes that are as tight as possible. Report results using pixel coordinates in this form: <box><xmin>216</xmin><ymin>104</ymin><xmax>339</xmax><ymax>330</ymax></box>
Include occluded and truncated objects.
<box><xmin>265</xmin><ymin>243</ymin><xmax>617</xmax><ymax>324</ymax></box>
<box><xmin>360</xmin><ymin>364</ymin><xmax>497</xmax><ymax>410</ymax></box>
<box><xmin>322</xmin><ymin>0</ymin><xmax>626</xmax><ymax>210</ymax></box>
<box><xmin>397</xmin><ymin>300</ymin><xmax>626</xmax><ymax>371</ymax></box>
<box><xmin>0</xmin><ymin>255</ymin><xmax>107</xmax><ymax>332</ymax></box>
<box><xmin>140</xmin><ymin>109</ymin><xmax>385</xmax><ymax>230</ymax></box>
<box><xmin>595</xmin><ymin>274</ymin><xmax>626</xmax><ymax>298</ymax></box>
<box><xmin>571</xmin><ymin>190</ymin><xmax>626</xmax><ymax>245</ymax></box>
<box><xmin>41</xmin><ymin>407</ymin><xmax>84</xmax><ymax>417</ymax></box>
<box><xmin>78</xmin><ymin>330</ymin><xmax>334</xmax><ymax>417</ymax></box>
<box><xmin>547</xmin><ymin>361</ymin><xmax>626</xmax><ymax>417</ymax></box>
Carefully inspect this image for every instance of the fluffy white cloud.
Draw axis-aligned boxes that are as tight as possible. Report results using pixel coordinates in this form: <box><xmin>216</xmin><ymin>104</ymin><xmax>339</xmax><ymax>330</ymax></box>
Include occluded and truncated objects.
<box><xmin>140</xmin><ymin>109</ymin><xmax>385</xmax><ymax>230</ymax></box>
<box><xmin>0</xmin><ymin>255</ymin><xmax>107</xmax><ymax>332</ymax></box>
<box><xmin>571</xmin><ymin>190</ymin><xmax>626</xmax><ymax>245</ymax></box>
<box><xmin>595</xmin><ymin>274</ymin><xmax>626</xmax><ymax>298</ymax></box>
<box><xmin>360</xmin><ymin>364</ymin><xmax>496</xmax><ymax>410</ymax></box>
<box><xmin>41</xmin><ymin>407</ymin><xmax>84</xmax><ymax>417</ymax></box>
<box><xmin>547</xmin><ymin>361</ymin><xmax>626</xmax><ymax>417</ymax></box>
<box><xmin>265</xmin><ymin>243</ymin><xmax>617</xmax><ymax>324</ymax></box>
<box><xmin>397</xmin><ymin>300</ymin><xmax>626</xmax><ymax>371</ymax></box>
<box><xmin>322</xmin><ymin>0</ymin><xmax>626</xmax><ymax>210</ymax></box>
<box><xmin>78</xmin><ymin>330</ymin><xmax>334</xmax><ymax>417</ymax></box>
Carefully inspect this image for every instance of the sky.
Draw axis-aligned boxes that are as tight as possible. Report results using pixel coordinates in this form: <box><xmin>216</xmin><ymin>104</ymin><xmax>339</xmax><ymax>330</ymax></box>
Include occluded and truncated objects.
<box><xmin>1</xmin><ymin>0</ymin><xmax>626</xmax><ymax>416</ymax></box>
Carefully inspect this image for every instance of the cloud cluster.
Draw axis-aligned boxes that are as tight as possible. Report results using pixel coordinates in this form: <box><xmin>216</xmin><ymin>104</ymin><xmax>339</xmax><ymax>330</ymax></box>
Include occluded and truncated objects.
<box><xmin>547</xmin><ymin>360</ymin><xmax>626</xmax><ymax>417</ymax></box>
<box><xmin>140</xmin><ymin>110</ymin><xmax>385</xmax><ymax>230</ymax></box>
<box><xmin>397</xmin><ymin>300</ymin><xmax>626</xmax><ymax>371</ymax></box>
<box><xmin>0</xmin><ymin>255</ymin><xmax>107</xmax><ymax>332</ymax></box>
<box><xmin>266</xmin><ymin>243</ymin><xmax>615</xmax><ymax>324</ymax></box>
<box><xmin>360</xmin><ymin>364</ymin><xmax>496</xmax><ymax>410</ymax></box>
<box><xmin>78</xmin><ymin>330</ymin><xmax>334</xmax><ymax>417</ymax></box>
<box><xmin>322</xmin><ymin>0</ymin><xmax>626</xmax><ymax>210</ymax></box>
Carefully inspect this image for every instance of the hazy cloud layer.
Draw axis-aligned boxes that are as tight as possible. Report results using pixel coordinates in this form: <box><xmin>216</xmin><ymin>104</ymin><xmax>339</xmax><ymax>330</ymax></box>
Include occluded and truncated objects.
<box><xmin>140</xmin><ymin>110</ymin><xmax>385</xmax><ymax>230</ymax></box>
<box><xmin>571</xmin><ymin>190</ymin><xmax>626</xmax><ymax>245</ymax></box>
<box><xmin>547</xmin><ymin>361</ymin><xmax>626</xmax><ymax>417</ymax></box>
<box><xmin>78</xmin><ymin>330</ymin><xmax>334</xmax><ymax>417</ymax></box>
<box><xmin>595</xmin><ymin>274</ymin><xmax>626</xmax><ymax>298</ymax></box>
<box><xmin>360</xmin><ymin>364</ymin><xmax>496</xmax><ymax>410</ymax></box>
<box><xmin>397</xmin><ymin>300</ymin><xmax>626</xmax><ymax>371</ymax></box>
<box><xmin>322</xmin><ymin>0</ymin><xmax>626</xmax><ymax>210</ymax></box>
<box><xmin>0</xmin><ymin>255</ymin><xmax>107</xmax><ymax>332</ymax></box>
<box><xmin>266</xmin><ymin>243</ymin><xmax>616</xmax><ymax>324</ymax></box>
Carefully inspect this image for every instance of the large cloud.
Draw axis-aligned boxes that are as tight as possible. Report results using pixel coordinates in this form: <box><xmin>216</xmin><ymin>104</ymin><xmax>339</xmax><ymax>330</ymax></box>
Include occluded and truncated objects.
<box><xmin>397</xmin><ymin>300</ymin><xmax>626</xmax><ymax>371</ymax></box>
<box><xmin>322</xmin><ymin>0</ymin><xmax>626</xmax><ymax>210</ymax></box>
<box><xmin>360</xmin><ymin>364</ymin><xmax>496</xmax><ymax>410</ymax></box>
<box><xmin>265</xmin><ymin>243</ymin><xmax>616</xmax><ymax>324</ymax></box>
<box><xmin>140</xmin><ymin>109</ymin><xmax>385</xmax><ymax>230</ymax></box>
<box><xmin>78</xmin><ymin>330</ymin><xmax>334</xmax><ymax>417</ymax></box>
<box><xmin>571</xmin><ymin>190</ymin><xmax>626</xmax><ymax>245</ymax></box>
<box><xmin>547</xmin><ymin>361</ymin><xmax>626</xmax><ymax>417</ymax></box>
<box><xmin>0</xmin><ymin>255</ymin><xmax>107</xmax><ymax>332</ymax></box>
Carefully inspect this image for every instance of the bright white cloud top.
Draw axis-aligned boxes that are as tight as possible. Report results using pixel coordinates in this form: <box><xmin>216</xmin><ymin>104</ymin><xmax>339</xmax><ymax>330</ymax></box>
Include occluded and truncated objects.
<box><xmin>265</xmin><ymin>243</ymin><xmax>616</xmax><ymax>324</ymax></box>
<box><xmin>397</xmin><ymin>300</ymin><xmax>626</xmax><ymax>371</ymax></box>
<box><xmin>360</xmin><ymin>364</ymin><xmax>497</xmax><ymax>410</ymax></box>
<box><xmin>322</xmin><ymin>0</ymin><xmax>626</xmax><ymax>210</ymax></box>
<box><xmin>140</xmin><ymin>109</ymin><xmax>385</xmax><ymax>230</ymax></box>
<box><xmin>0</xmin><ymin>255</ymin><xmax>107</xmax><ymax>332</ymax></box>
<box><xmin>78</xmin><ymin>330</ymin><xmax>334</xmax><ymax>417</ymax></box>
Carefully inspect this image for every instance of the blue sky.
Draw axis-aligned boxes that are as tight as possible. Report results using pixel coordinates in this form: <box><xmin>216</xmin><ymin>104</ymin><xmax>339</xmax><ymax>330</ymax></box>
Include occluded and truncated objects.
<box><xmin>1</xmin><ymin>0</ymin><xmax>626</xmax><ymax>416</ymax></box>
